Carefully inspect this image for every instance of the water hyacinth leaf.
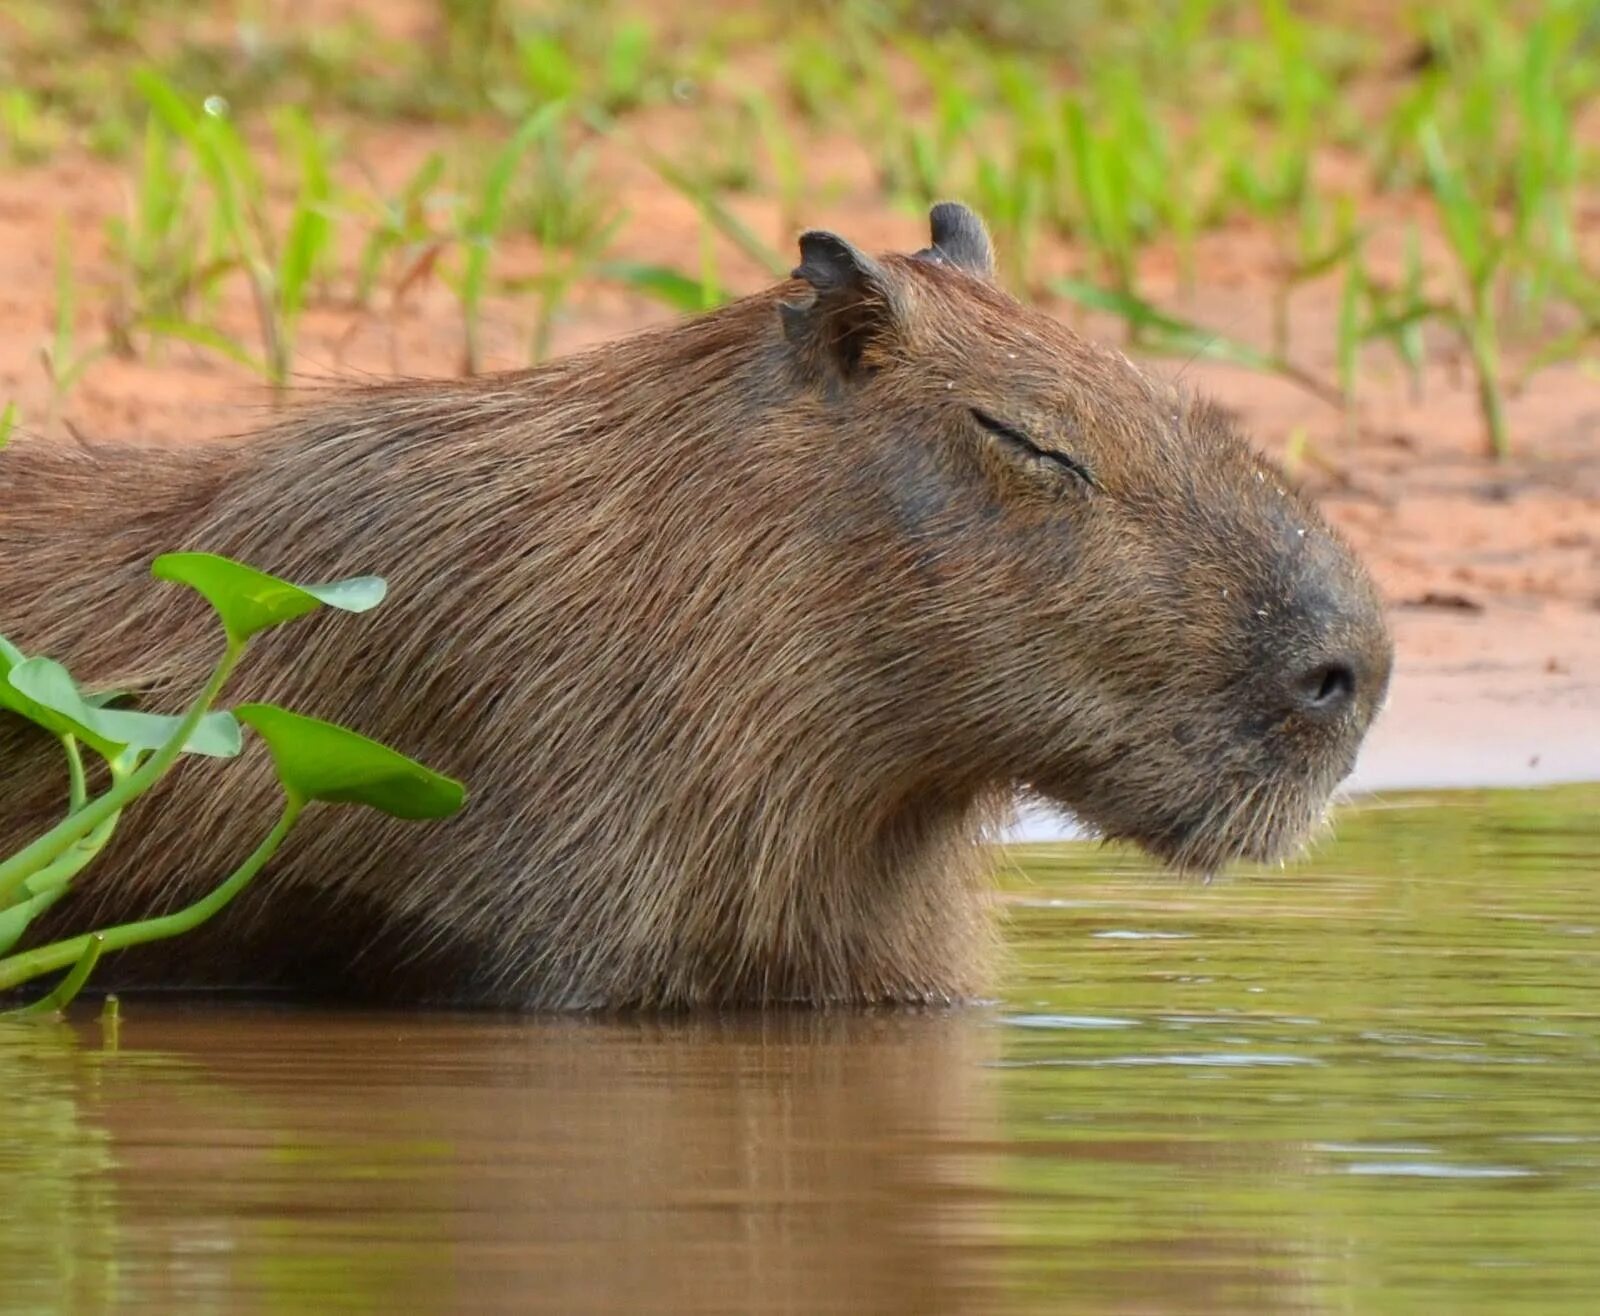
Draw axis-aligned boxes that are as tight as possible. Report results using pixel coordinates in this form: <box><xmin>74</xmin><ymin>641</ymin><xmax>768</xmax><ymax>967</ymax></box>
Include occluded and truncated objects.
<box><xmin>152</xmin><ymin>552</ymin><xmax>387</xmax><ymax>645</ymax></box>
<box><xmin>7</xmin><ymin>656</ymin><xmax>242</xmax><ymax>758</ymax></box>
<box><xmin>97</xmin><ymin>703</ymin><xmax>240</xmax><ymax>758</ymax></box>
<box><xmin>0</xmin><ymin>809</ymin><xmax>112</xmax><ymax>946</ymax></box>
<box><xmin>235</xmin><ymin>703</ymin><xmax>466</xmax><ymax>819</ymax></box>
<box><xmin>2</xmin><ymin>640</ymin><xmax>114</xmax><ymax>749</ymax></box>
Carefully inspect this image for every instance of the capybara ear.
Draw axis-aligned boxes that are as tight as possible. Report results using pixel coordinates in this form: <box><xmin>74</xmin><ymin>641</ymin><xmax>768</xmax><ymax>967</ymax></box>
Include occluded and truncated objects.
<box><xmin>780</xmin><ymin>230</ymin><xmax>903</xmax><ymax>379</ymax></box>
<box><xmin>914</xmin><ymin>201</ymin><xmax>995</xmax><ymax>280</ymax></box>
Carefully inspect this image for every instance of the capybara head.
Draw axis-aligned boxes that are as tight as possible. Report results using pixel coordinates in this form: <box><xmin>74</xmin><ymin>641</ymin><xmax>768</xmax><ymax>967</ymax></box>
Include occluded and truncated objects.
<box><xmin>780</xmin><ymin>203</ymin><xmax>1392</xmax><ymax>871</ymax></box>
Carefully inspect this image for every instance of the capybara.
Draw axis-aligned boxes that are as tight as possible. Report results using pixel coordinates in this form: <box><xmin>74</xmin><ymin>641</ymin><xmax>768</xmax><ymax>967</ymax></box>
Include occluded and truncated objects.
<box><xmin>0</xmin><ymin>203</ymin><xmax>1392</xmax><ymax>1009</ymax></box>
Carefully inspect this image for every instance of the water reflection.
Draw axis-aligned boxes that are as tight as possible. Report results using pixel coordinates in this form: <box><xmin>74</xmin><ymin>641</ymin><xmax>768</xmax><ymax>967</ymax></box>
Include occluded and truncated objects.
<box><xmin>2</xmin><ymin>1009</ymin><xmax>1004</xmax><ymax>1314</ymax></box>
<box><xmin>2</xmin><ymin>783</ymin><xmax>1597</xmax><ymax>1314</ymax></box>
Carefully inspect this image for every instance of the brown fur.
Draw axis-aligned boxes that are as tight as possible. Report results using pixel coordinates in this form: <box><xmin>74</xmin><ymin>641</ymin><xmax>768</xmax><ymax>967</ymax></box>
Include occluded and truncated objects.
<box><xmin>0</xmin><ymin>206</ymin><xmax>1390</xmax><ymax>1009</ymax></box>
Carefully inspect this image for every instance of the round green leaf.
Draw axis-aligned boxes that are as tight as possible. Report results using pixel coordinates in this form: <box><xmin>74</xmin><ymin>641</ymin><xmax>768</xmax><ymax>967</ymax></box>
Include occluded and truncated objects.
<box><xmin>235</xmin><ymin>703</ymin><xmax>466</xmax><ymax>819</ymax></box>
<box><xmin>7</xmin><ymin>656</ymin><xmax>242</xmax><ymax>758</ymax></box>
<box><xmin>152</xmin><ymin>552</ymin><xmax>387</xmax><ymax>645</ymax></box>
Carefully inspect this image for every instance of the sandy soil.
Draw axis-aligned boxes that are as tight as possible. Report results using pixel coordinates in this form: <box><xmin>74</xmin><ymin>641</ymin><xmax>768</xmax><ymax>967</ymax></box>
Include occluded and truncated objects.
<box><xmin>0</xmin><ymin>115</ymin><xmax>1595</xmax><ymax>794</ymax></box>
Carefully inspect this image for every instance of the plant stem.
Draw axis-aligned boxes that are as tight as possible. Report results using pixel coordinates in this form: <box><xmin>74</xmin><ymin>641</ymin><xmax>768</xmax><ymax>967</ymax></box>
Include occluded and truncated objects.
<box><xmin>21</xmin><ymin>808</ymin><xmax>121</xmax><ymax>898</ymax></box>
<box><xmin>62</xmin><ymin>735</ymin><xmax>86</xmax><ymax>812</ymax></box>
<box><xmin>0</xmin><ymin>642</ymin><xmax>242</xmax><ymax>903</ymax></box>
<box><xmin>0</xmin><ymin>799</ymin><xmax>302</xmax><ymax>994</ymax></box>
<box><xmin>1272</xmin><ymin>280</ymin><xmax>1291</xmax><ymax>363</ymax></box>
<box><xmin>462</xmin><ymin>281</ymin><xmax>482</xmax><ymax>376</ymax></box>
<box><xmin>8</xmin><ymin>936</ymin><xmax>104</xmax><ymax>1016</ymax></box>
<box><xmin>1267</xmin><ymin>357</ymin><xmax>1346</xmax><ymax>410</ymax></box>
<box><xmin>0</xmin><ymin>803</ymin><xmax>120</xmax><ymax>961</ymax></box>
<box><xmin>1467</xmin><ymin>300</ymin><xmax>1509</xmax><ymax>459</ymax></box>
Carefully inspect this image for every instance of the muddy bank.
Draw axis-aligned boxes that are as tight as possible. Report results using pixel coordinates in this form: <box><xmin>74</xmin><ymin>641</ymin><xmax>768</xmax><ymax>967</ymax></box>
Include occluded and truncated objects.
<box><xmin>1349</xmin><ymin>606</ymin><xmax>1600</xmax><ymax>794</ymax></box>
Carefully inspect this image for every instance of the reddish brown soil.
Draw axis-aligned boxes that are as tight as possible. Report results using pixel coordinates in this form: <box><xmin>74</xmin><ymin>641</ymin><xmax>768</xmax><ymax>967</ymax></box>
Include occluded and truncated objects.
<box><xmin>1</xmin><ymin>115</ymin><xmax>1596</xmax><ymax>791</ymax></box>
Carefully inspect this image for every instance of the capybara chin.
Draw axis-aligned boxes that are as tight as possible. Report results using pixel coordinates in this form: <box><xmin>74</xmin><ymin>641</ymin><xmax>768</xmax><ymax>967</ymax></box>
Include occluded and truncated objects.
<box><xmin>0</xmin><ymin>203</ymin><xmax>1391</xmax><ymax>1010</ymax></box>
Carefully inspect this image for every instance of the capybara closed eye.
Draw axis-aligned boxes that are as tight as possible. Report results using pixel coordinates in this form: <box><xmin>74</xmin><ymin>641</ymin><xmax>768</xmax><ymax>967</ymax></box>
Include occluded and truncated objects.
<box><xmin>0</xmin><ymin>203</ymin><xmax>1391</xmax><ymax>1009</ymax></box>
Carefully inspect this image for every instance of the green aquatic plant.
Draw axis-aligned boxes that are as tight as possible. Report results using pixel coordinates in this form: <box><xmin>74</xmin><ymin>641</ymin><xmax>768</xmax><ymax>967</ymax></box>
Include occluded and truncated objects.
<box><xmin>0</xmin><ymin>552</ymin><xmax>466</xmax><ymax>1015</ymax></box>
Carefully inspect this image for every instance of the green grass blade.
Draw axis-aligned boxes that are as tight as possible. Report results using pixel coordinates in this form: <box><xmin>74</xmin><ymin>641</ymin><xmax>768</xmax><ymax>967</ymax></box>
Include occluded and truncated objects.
<box><xmin>1052</xmin><ymin>278</ymin><xmax>1275</xmax><ymax>370</ymax></box>
<box><xmin>136</xmin><ymin>317</ymin><xmax>269</xmax><ymax>377</ymax></box>
<box><xmin>600</xmin><ymin>261</ymin><xmax>719</xmax><ymax>311</ymax></box>
<box><xmin>460</xmin><ymin>104</ymin><xmax>567</xmax><ymax>371</ymax></box>
<box><xmin>645</xmin><ymin>151</ymin><xmax>787</xmax><ymax>277</ymax></box>
<box><xmin>1418</xmin><ymin>119</ymin><xmax>1491</xmax><ymax>290</ymax></box>
<box><xmin>1337</xmin><ymin>248</ymin><xmax>1365</xmax><ymax>405</ymax></box>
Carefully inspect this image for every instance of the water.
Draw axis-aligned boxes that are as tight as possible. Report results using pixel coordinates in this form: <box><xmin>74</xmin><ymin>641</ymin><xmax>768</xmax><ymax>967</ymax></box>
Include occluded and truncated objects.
<box><xmin>2</xmin><ymin>784</ymin><xmax>1597</xmax><ymax>1314</ymax></box>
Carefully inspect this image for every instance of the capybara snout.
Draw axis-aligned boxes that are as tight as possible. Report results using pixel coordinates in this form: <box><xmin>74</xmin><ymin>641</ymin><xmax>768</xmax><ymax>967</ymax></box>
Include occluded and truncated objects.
<box><xmin>0</xmin><ymin>202</ymin><xmax>1391</xmax><ymax>1008</ymax></box>
<box><xmin>1265</xmin><ymin>522</ymin><xmax>1392</xmax><ymax>747</ymax></box>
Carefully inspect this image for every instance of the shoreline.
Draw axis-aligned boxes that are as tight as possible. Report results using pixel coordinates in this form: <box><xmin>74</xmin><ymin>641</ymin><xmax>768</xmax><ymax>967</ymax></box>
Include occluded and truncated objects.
<box><xmin>1343</xmin><ymin>607</ymin><xmax>1600</xmax><ymax>795</ymax></box>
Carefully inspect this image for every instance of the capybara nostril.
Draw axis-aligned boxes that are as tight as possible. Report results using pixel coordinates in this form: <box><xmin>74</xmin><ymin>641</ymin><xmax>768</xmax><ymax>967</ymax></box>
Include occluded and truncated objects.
<box><xmin>1296</xmin><ymin>659</ymin><xmax>1358</xmax><ymax>715</ymax></box>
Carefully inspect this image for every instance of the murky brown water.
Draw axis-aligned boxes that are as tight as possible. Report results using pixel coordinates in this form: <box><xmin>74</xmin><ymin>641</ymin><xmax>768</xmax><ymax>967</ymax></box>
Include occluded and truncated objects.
<box><xmin>3</xmin><ymin>784</ymin><xmax>1597</xmax><ymax>1315</ymax></box>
